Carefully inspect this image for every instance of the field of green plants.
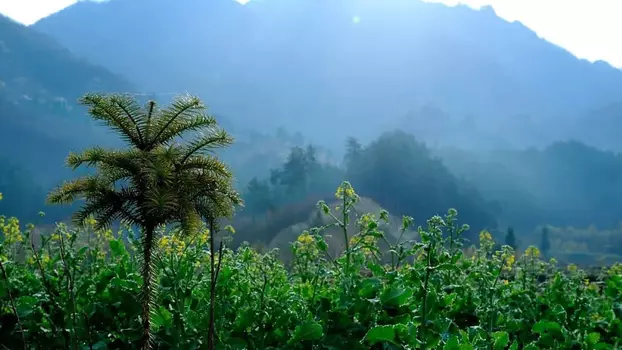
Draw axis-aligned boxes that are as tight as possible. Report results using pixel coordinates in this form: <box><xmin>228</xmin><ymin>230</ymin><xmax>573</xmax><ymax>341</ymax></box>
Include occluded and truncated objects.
<box><xmin>0</xmin><ymin>181</ymin><xmax>621</xmax><ymax>349</ymax></box>
<box><xmin>1</xmin><ymin>93</ymin><xmax>621</xmax><ymax>349</ymax></box>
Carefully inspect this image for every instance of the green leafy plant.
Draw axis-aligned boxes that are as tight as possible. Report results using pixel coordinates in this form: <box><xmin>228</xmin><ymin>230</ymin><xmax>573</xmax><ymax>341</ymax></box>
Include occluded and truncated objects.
<box><xmin>46</xmin><ymin>93</ymin><xmax>241</xmax><ymax>350</ymax></box>
<box><xmin>1</xmin><ymin>150</ymin><xmax>620</xmax><ymax>349</ymax></box>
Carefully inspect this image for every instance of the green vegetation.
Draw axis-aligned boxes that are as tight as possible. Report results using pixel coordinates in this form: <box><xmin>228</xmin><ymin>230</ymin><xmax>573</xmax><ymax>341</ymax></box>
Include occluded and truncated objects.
<box><xmin>45</xmin><ymin>93</ymin><xmax>241</xmax><ymax>349</ymax></box>
<box><xmin>0</xmin><ymin>184</ymin><xmax>621</xmax><ymax>349</ymax></box>
<box><xmin>0</xmin><ymin>93</ymin><xmax>621</xmax><ymax>349</ymax></box>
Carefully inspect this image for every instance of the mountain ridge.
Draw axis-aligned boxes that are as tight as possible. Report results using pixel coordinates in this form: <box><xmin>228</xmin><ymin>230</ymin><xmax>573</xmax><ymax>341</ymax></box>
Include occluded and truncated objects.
<box><xmin>31</xmin><ymin>0</ymin><xmax>622</xmax><ymax>150</ymax></box>
<box><xmin>0</xmin><ymin>14</ymin><xmax>135</xmax><ymax>220</ymax></box>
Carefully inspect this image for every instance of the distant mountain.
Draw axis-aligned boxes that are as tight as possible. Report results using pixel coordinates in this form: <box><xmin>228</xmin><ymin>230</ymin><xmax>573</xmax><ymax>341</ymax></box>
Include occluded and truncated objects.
<box><xmin>33</xmin><ymin>0</ymin><xmax>622</xmax><ymax>149</ymax></box>
<box><xmin>437</xmin><ymin>140</ymin><xmax>622</xmax><ymax>230</ymax></box>
<box><xmin>0</xmin><ymin>14</ymin><xmax>134</xmax><ymax>220</ymax></box>
<box><xmin>1</xmin><ymin>14</ymin><xmax>134</xmax><ymax>146</ymax></box>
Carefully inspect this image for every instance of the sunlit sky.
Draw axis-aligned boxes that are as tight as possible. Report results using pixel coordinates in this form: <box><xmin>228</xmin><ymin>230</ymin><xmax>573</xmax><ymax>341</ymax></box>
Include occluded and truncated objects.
<box><xmin>1</xmin><ymin>0</ymin><xmax>621</xmax><ymax>68</ymax></box>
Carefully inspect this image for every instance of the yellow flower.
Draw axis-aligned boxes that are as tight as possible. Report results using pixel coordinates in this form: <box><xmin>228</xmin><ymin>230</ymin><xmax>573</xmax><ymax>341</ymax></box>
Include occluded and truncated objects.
<box><xmin>504</xmin><ymin>254</ymin><xmax>516</xmax><ymax>271</ymax></box>
<box><xmin>502</xmin><ymin>279</ymin><xmax>509</xmax><ymax>285</ymax></box>
<box><xmin>335</xmin><ymin>187</ymin><xmax>343</xmax><ymax>199</ymax></box>
<box><xmin>345</xmin><ymin>187</ymin><xmax>355</xmax><ymax>198</ymax></box>
<box><xmin>335</xmin><ymin>182</ymin><xmax>356</xmax><ymax>200</ymax></box>
<box><xmin>157</xmin><ymin>234</ymin><xmax>186</xmax><ymax>257</ymax></box>
<box><xmin>202</xmin><ymin>253</ymin><xmax>211</xmax><ymax>265</ymax></box>
<box><xmin>588</xmin><ymin>283</ymin><xmax>599</xmax><ymax>292</ymax></box>
<box><xmin>197</xmin><ymin>229</ymin><xmax>210</xmax><ymax>246</ymax></box>
<box><xmin>524</xmin><ymin>246</ymin><xmax>541</xmax><ymax>259</ymax></box>
<box><xmin>1</xmin><ymin>217</ymin><xmax>23</xmax><ymax>244</ymax></box>
<box><xmin>549</xmin><ymin>257</ymin><xmax>557</xmax><ymax>265</ymax></box>
<box><xmin>0</xmin><ymin>192</ymin><xmax>3</xmax><ymax>201</ymax></box>
<box><xmin>479</xmin><ymin>231</ymin><xmax>493</xmax><ymax>242</ymax></box>
<box><xmin>567</xmin><ymin>264</ymin><xmax>578</xmax><ymax>273</ymax></box>
<box><xmin>583</xmin><ymin>279</ymin><xmax>590</xmax><ymax>286</ymax></box>
<box><xmin>96</xmin><ymin>229</ymin><xmax>114</xmax><ymax>241</ymax></box>
<box><xmin>349</xmin><ymin>234</ymin><xmax>376</xmax><ymax>255</ymax></box>
<box><xmin>97</xmin><ymin>250</ymin><xmax>106</xmax><ymax>260</ymax></box>
<box><xmin>158</xmin><ymin>236</ymin><xmax>170</xmax><ymax>248</ymax></box>
<box><xmin>41</xmin><ymin>253</ymin><xmax>51</xmax><ymax>265</ymax></box>
<box><xmin>607</xmin><ymin>263</ymin><xmax>622</xmax><ymax>277</ymax></box>
<box><xmin>297</xmin><ymin>232</ymin><xmax>314</xmax><ymax>245</ymax></box>
<box><xmin>85</xmin><ymin>216</ymin><xmax>97</xmax><ymax>227</ymax></box>
<box><xmin>295</xmin><ymin>231</ymin><xmax>318</xmax><ymax>256</ymax></box>
<box><xmin>479</xmin><ymin>230</ymin><xmax>494</xmax><ymax>251</ymax></box>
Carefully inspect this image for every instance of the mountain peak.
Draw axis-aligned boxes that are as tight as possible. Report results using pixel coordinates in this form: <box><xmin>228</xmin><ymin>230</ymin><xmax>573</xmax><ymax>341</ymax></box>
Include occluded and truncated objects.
<box><xmin>30</xmin><ymin>0</ymin><xmax>622</xmax><ymax>148</ymax></box>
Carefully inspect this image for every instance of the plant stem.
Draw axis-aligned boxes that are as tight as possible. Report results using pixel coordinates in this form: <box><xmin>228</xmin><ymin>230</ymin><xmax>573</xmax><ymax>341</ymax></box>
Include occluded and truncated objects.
<box><xmin>0</xmin><ymin>259</ymin><xmax>27</xmax><ymax>350</ymax></box>
<box><xmin>141</xmin><ymin>225</ymin><xmax>156</xmax><ymax>350</ymax></box>
<box><xmin>58</xmin><ymin>232</ymin><xmax>78</xmax><ymax>350</ymax></box>
<box><xmin>420</xmin><ymin>238</ymin><xmax>436</xmax><ymax>342</ymax></box>
<box><xmin>341</xmin><ymin>195</ymin><xmax>350</xmax><ymax>273</ymax></box>
<box><xmin>207</xmin><ymin>218</ymin><xmax>221</xmax><ymax>350</ymax></box>
<box><xmin>488</xmin><ymin>257</ymin><xmax>506</xmax><ymax>350</ymax></box>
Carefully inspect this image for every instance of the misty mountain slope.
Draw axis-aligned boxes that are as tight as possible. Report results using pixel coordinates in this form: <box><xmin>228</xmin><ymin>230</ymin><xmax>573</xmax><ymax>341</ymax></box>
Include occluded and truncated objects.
<box><xmin>32</xmin><ymin>0</ymin><xmax>622</xmax><ymax>148</ymax></box>
<box><xmin>0</xmin><ymin>14</ymin><xmax>135</xmax><ymax>190</ymax></box>
<box><xmin>436</xmin><ymin>140</ymin><xmax>622</xmax><ymax>230</ymax></box>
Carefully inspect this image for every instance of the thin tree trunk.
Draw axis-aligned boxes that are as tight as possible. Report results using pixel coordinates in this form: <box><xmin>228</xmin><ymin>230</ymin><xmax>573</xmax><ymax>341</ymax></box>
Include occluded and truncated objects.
<box><xmin>141</xmin><ymin>225</ymin><xmax>156</xmax><ymax>350</ymax></box>
<box><xmin>207</xmin><ymin>218</ymin><xmax>219</xmax><ymax>350</ymax></box>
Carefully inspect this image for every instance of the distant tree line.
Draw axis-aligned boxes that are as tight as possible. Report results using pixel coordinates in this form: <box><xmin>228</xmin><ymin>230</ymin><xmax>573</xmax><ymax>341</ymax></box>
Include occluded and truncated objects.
<box><xmin>240</xmin><ymin>131</ymin><xmax>499</xmax><ymax>244</ymax></box>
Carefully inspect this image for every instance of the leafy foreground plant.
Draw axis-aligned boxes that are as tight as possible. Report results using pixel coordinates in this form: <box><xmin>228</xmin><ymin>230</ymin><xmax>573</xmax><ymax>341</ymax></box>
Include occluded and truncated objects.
<box><xmin>45</xmin><ymin>93</ymin><xmax>241</xmax><ymax>350</ymax></box>
<box><xmin>0</xmin><ymin>183</ymin><xmax>621</xmax><ymax>349</ymax></box>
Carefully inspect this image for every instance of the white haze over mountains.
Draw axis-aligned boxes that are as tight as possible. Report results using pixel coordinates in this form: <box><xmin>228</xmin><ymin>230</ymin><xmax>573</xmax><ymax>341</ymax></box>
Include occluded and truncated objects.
<box><xmin>1</xmin><ymin>0</ymin><xmax>622</xmax><ymax>68</ymax></box>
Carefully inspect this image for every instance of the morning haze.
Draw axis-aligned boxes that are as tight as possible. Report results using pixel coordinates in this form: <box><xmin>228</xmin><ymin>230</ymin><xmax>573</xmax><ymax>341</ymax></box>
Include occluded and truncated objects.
<box><xmin>0</xmin><ymin>1</ymin><xmax>621</xmax><ymax>347</ymax></box>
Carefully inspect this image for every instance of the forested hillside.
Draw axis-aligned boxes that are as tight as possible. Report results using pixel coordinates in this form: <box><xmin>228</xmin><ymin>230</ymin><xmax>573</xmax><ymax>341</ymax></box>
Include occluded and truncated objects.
<box><xmin>33</xmin><ymin>0</ymin><xmax>622</xmax><ymax>149</ymax></box>
<box><xmin>0</xmin><ymin>13</ymin><xmax>317</xmax><ymax>220</ymax></box>
<box><xmin>437</xmin><ymin>141</ymin><xmax>622</xmax><ymax>230</ymax></box>
<box><xmin>0</xmin><ymin>14</ymin><xmax>136</xmax><ymax>220</ymax></box>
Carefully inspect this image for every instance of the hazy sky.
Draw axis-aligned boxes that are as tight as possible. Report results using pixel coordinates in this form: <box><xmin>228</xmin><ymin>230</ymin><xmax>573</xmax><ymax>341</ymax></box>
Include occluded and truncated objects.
<box><xmin>1</xmin><ymin>0</ymin><xmax>621</xmax><ymax>68</ymax></box>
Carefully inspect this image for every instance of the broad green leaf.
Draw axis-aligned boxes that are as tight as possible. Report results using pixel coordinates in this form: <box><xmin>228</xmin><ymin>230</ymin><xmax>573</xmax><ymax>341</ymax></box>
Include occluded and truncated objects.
<box><xmin>443</xmin><ymin>335</ymin><xmax>460</xmax><ymax>350</ymax></box>
<box><xmin>109</xmin><ymin>239</ymin><xmax>127</xmax><ymax>257</ymax></box>
<box><xmin>291</xmin><ymin>320</ymin><xmax>323</xmax><ymax>342</ymax></box>
<box><xmin>151</xmin><ymin>305</ymin><xmax>172</xmax><ymax>329</ymax></box>
<box><xmin>532</xmin><ymin>320</ymin><xmax>561</xmax><ymax>334</ymax></box>
<box><xmin>381</xmin><ymin>286</ymin><xmax>413</xmax><ymax>306</ymax></box>
<box><xmin>364</xmin><ymin>325</ymin><xmax>396</xmax><ymax>345</ymax></box>
<box><xmin>16</xmin><ymin>295</ymin><xmax>37</xmax><ymax>317</ymax></box>
<box><xmin>77</xmin><ymin>246</ymin><xmax>89</xmax><ymax>257</ymax></box>
<box><xmin>358</xmin><ymin>278</ymin><xmax>381</xmax><ymax>298</ymax></box>
<box><xmin>316</xmin><ymin>239</ymin><xmax>328</xmax><ymax>252</ymax></box>
<box><xmin>586</xmin><ymin>332</ymin><xmax>600</xmax><ymax>345</ymax></box>
<box><xmin>227</xmin><ymin>337</ymin><xmax>248</xmax><ymax>349</ymax></box>
<box><xmin>492</xmin><ymin>331</ymin><xmax>509</xmax><ymax>350</ymax></box>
